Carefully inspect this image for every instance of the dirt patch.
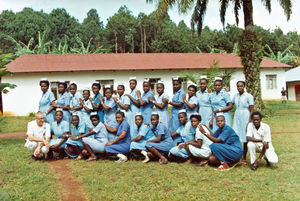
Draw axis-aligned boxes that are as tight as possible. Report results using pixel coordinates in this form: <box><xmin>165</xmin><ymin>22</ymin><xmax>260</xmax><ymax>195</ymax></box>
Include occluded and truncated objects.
<box><xmin>0</xmin><ymin>132</ymin><xmax>26</xmax><ymax>139</ymax></box>
<box><xmin>48</xmin><ymin>160</ymin><xmax>87</xmax><ymax>201</ymax></box>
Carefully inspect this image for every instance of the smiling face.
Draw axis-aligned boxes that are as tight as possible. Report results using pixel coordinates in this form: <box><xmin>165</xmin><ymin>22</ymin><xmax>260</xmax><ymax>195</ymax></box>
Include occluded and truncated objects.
<box><xmin>173</xmin><ymin>80</ymin><xmax>181</xmax><ymax>92</ymax></box>
<box><xmin>105</xmin><ymin>89</ymin><xmax>112</xmax><ymax>99</ymax></box>
<box><xmin>83</xmin><ymin>90</ymin><xmax>90</xmax><ymax>100</ymax></box>
<box><xmin>135</xmin><ymin>115</ymin><xmax>143</xmax><ymax>127</ymax></box>
<box><xmin>91</xmin><ymin>116</ymin><xmax>99</xmax><ymax>126</ymax></box>
<box><xmin>55</xmin><ymin>111</ymin><xmax>63</xmax><ymax>123</ymax></box>
<box><xmin>92</xmin><ymin>85</ymin><xmax>100</xmax><ymax>95</ymax></box>
<box><xmin>200</xmin><ymin>79</ymin><xmax>208</xmax><ymax>91</ymax></box>
<box><xmin>178</xmin><ymin>113</ymin><xmax>187</xmax><ymax>125</ymax></box>
<box><xmin>216</xmin><ymin>115</ymin><xmax>225</xmax><ymax>128</ymax></box>
<box><xmin>35</xmin><ymin>113</ymin><xmax>45</xmax><ymax>126</ymax></box>
<box><xmin>190</xmin><ymin>117</ymin><xmax>200</xmax><ymax>128</ymax></box>
<box><xmin>156</xmin><ymin>84</ymin><xmax>164</xmax><ymax>95</ymax></box>
<box><xmin>58</xmin><ymin>83</ymin><xmax>66</xmax><ymax>94</ymax></box>
<box><xmin>143</xmin><ymin>82</ymin><xmax>150</xmax><ymax>93</ymax></box>
<box><xmin>117</xmin><ymin>86</ymin><xmax>125</xmax><ymax>96</ymax></box>
<box><xmin>188</xmin><ymin>86</ymin><xmax>196</xmax><ymax>97</ymax></box>
<box><xmin>252</xmin><ymin>114</ymin><xmax>261</xmax><ymax>128</ymax></box>
<box><xmin>129</xmin><ymin>80</ymin><xmax>137</xmax><ymax>90</ymax></box>
<box><xmin>237</xmin><ymin>82</ymin><xmax>245</xmax><ymax>94</ymax></box>
<box><xmin>214</xmin><ymin>81</ymin><xmax>222</xmax><ymax>93</ymax></box>
<box><xmin>69</xmin><ymin>85</ymin><xmax>76</xmax><ymax>95</ymax></box>
<box><xmin>40</xmin><ymin>82</ymin><xmax>49</xmax><ymax>93</ymax></box>
<box><xmin>71</xmin><ymin>115</ymin><xmax>79</xmax><ymax>126</ymax></box>
<box><xmin>150</xmin><ymin>115</ymin><xmax>159</xmax><ymax>126</ymax></box>
<box><xmin>116</xmin><ymin>113</ymin><xmax>124</xmax><ymax>124</ymax></box>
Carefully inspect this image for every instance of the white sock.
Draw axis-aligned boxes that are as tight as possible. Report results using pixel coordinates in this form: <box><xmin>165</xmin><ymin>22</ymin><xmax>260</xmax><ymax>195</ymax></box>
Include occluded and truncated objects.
<box><xmin>141</xmin><ymin>151</ymin><xmax>148</xmax><ymax>157</ymax></box>
<box><xmin>117</xmin><ymin>153</ymin><xmax>126</xmax><ymax>160</ymax></box>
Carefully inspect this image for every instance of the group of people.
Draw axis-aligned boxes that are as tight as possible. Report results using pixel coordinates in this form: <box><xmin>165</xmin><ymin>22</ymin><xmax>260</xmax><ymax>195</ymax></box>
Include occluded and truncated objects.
<box><xmin>25</xmin><ymin>76</ymin><xmax>278</xmax><ymax>171</ymax></box>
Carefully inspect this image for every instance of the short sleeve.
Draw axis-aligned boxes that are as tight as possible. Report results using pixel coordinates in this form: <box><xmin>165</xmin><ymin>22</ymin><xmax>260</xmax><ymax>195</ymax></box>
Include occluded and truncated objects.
<box><xmin>93</xmin><ymin>123</ymin><xmax>103</xmax><ymax>133</ymax></box>
<box><xmin>224</xmin><ymin>92</ymin><xmax>232</xmax><ymax>104</ymax></box>
<box><xmin>78</xmin><ymin>123</ymin><xmax>86</xmax><ymax>134</ymax></box>
<box><xmin>86</xmin><ymin>100</ymin><xmax>93</xmax><ymax>110</ymax></box>
<box><xmin>195</xmin><ymin>129</ymin><xmax>204</xmax><ymax>140</ymax></box>
<box><xmin>176</xmin><ymin>126</ymin><xmax>182</xmax><ymax>135</ymax></box>
<box><xmin>189</xmin><ymin>96</ymin><xmax>198</xmax><ymax>105</ymax></box>
<box><xmin>26</xmin><ymin>122</ymin><xmax>34</xmax><ymax>135</ymax></box>
<box><xmin>63</xmin><ymin>121</ymin><xmax>70</xmax><ymax>133</ymax></box>
<box><xmin>248</xmin><ymin>94</ymin><xmax>254</xmax><ymax>106</ymax></box>
<box><xmin>45</xmin><ymin>123</ymin><xmax>51</xmax><ymax>138</ymax></box>
<box><xmin>217</xmin><ymin>126</ymin><xmax>230</xmax><ymax>143</ymax></box>
<box><xmin>123</xmin><ymin>96</ymin><xmax>130</xmax><ymax>105</ymax></box>
<box><xmin>246</xmin><ymin>123</ymin><xmax>253</xmax><ymax>138</ymax></box>
<box><xmin>64</xmin><ymin>94</ymin><xmax>71</xmax><ymax>106</ymax></box>
<box><xmin>162</xmin><ymin>93</ymin><xmax>169</xmax><ymax>101</ymax></box>
<box><xmin>49</xmin><ymin>92</ymin><xmax>55</xmax><ymax>102</ymax></box>
<box><xmin>120</xmin><ymin>121</ymin><xmax>130</xmax><ymax>133</ymax></box>
<box><xmin>105</xmin><ymin>99</ymin><xmax>116</xmax><ymax>109</ymax></box>
<box><xmin>232</xmin><ymin>94</ymin><xmax>237</xmax><ymax>104</ymax></box>
<box><xmin>139</xmin><ymin>125</ymin><xmax>150</xmax><ymax>137</ymax></box>
<box><xmin>263</xmin><ymin>124</ymin><xmax>272</xmax><ymax>142</ymax></box>
<box><xmin>178</xmin><ymin>90</ymin><xmax>184</xmax><ymax>103</ymax></box>
<box><xmin>157</xmin><ymin>124</ymin><xmax>166</xmax><ymax>135</ymax></box>
<box><xmin>142</xmin><ymin>93</ymin><xmax>150</xmax><ymax>103</ymax></box>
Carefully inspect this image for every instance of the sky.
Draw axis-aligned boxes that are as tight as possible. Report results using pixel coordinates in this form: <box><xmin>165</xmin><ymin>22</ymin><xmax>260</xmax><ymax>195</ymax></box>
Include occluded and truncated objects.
<box><xmin>0</xmin><ymin>0</ymin><xmax>299</xmax><ymax>33</ymax></box>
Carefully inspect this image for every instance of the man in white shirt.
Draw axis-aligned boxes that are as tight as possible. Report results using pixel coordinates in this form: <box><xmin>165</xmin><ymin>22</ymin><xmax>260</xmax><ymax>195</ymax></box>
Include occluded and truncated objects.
<box><xmin>247</xmin><ymin>111</ymin><xmax>278</xmax><ymax>170</ymax></box>
<box><xmin>24</xmin><ymin>112</ymin><xmax>51</xmax><ymax>159</ymax></box>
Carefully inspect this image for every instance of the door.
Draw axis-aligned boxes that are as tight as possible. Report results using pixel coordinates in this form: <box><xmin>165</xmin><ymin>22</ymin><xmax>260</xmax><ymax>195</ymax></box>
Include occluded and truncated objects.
<box><xmin>295</xmin><ymin>85</ymin><xmax>300</xmax><ymax>101</ymax></box>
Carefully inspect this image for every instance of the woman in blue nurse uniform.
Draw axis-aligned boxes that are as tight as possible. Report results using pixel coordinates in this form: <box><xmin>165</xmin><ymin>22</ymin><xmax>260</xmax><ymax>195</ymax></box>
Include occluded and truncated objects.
<box><xmin>50</xmin><ymin>108</ymin><xmax>70</xmax><ymax>157</ymax></box>
<box><xmin>182</xmin><ymin>84</ymin><xmax>198</xmax><ymax>119</ymax></box>
<box><xmin>130</xmin><ymin>113</ymin><xmax>155</xmax><ymax>162</ymax></box>
<box><xmin>209</xmin><ymin>78</ymin><xmax>233</xmax><ymax>133</ymax></box>
<box><xmin>90</xmin><ymin>82</ymin><xmax>104</xmax><ymax>123</ymax></box>
<box><xmin>68</xmin><ymin>82</ymin><xmax>83</xmax><ymax>120</ymax></box>
<box><xmin>148</xmin><ymin>81</ymin><xmax>171</xmax><ymax>131</ymax></box>
<box><xmin>113</xmin><ymin>83</ymin><xmax>130</xmax><ymax>122</ymax></box>
<box><xmin>196</xmin><ymin>76</ymin><xmax>212</xmax><ymax>128</ymax></box>
<box><xmin>137</xmin><ymin>78</ymin><xmax>155</xmax><ymax>124</ymax></box>
<box><xmin>39</xmin><ymin>78</ymin><xmax>55</xmax><ymax>124</ymax></box>
<box><xmin>52</xmin><ymin>81</ymin><xmax>71</xmax><ymax>124</ymax></box>
<box><xmin>169</xmin><ymin>77</ymin><xmax>186</xmax><ymax>133</ymax></box>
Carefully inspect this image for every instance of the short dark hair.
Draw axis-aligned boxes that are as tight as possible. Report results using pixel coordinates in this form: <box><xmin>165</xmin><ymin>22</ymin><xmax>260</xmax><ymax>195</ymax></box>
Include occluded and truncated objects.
<box><xmin>117</xmin><ymin>84</ymin><xmax>125</xmax><ymax>90</ymax></box>
<box><xmin>104</xmin><ymin>87</ymin><xmax>113</xmax><ymax>93</ymax></box>
<box><xmin>90</xmin><ymin>114</ymin><xmax>99</xmax><ymax>121</ymax></box>
<box><xmin>200</xmin><ymin>78</ymin><xmax>208</xmax><ymax>84</ymax></box>
<box><xmin>236</xmin><ymin>81</ymin><xmax>246</xmax><ymax>86</ymax></box>
<box><xmin>188</xmin><ymin>85</ymin><xmax>197</xmax><ymax>91</ymax></box>
<box><xmin>135</xmin><ymin>114</ymin><xmax>143</xmax><ymax>120</ymax></box>
<box><xmin>151</xmin><ymin>113</ymin><xmax>159</xmax><ymax>120</ymax></box>
<box><xmin>72</xmin><ymin>115</ymin><xmax>79</xmax><ymax>120</ymax></box>
<box><xmin>116</xmin><ymin>110</ymin><xmax>125</xmax><ymax>117</ymax></box>
<box><xmin>214</xmin><ymin>79</ymin><xmax>223</xmax><ymax>85</ymax></box>
<box><xmin>69</xmin><ymin>83</ymin><xmax>77</xmax><ymax>90</ymax></box>
<box><xmin>251</xmin><ymin>111</ymin><xmax>262</xmax><ymax>120</ymax></box>
<box><xmin>173</xmin><ymin>79</ymin><xmax>182</xmax><ymax>84</ymax></box>
<box><xmin>190</xmin><ymin>114</ymin><xmax>201</xmax><ymax>122</ymax></box>
<box><xmin>129</xmin><ymin>79</ymin><xmax>137</xmax><ymax>84</ymax></box>
<box><xmin>92</xmin><ymin>83</ymin><xmax>101</xmax><ymax>90</ymax></box>
<box><xmin>39</xmin><ymin>80</ymin><xmax>50</xmax><ymax>87</ymax></box>
<box><xmin>58</xmin><ymin>82</ymin><xmax>67</xmax><ymax>89</ymax></box>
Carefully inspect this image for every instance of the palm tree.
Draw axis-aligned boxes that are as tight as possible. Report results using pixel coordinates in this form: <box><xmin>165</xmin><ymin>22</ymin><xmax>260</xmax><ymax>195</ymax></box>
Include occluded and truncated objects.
<box><xmin>147</xmin><ymin>0</ymin><xmax>292</xmax><ymax>110</ymax></box>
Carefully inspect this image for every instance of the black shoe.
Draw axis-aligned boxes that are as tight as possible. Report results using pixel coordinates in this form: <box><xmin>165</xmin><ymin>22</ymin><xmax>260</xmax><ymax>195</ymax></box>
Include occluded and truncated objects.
<box><xmin>264</xmin><ymin>158</ymin><xmax>273</xmax><ymax>168</ymax></box>
<box><xmin>251</xmin><ymin>165</ymin><xmax>258</xmax><ymax>171</ymax></box>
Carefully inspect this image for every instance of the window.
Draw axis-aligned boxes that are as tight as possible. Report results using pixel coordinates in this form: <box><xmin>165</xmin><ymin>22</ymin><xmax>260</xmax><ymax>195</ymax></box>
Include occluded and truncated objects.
<box><xmin>266</xmin><ymin>75</ymin><xmax>277</xmax><ymax>89</ymax></box>
<box><xmin>148</xmin><ymin>78</ymin><xmax>161</xmax><ymax>96</ymax></box>
<box><xmin>95</xmin><ymin>80</ymin><xmax>114</xmax><ymax>94</ymax></box>
<box><xmin>50</xmin><ymin>81</ymin><xmax>70</xmax><ymax>100</ymax></box>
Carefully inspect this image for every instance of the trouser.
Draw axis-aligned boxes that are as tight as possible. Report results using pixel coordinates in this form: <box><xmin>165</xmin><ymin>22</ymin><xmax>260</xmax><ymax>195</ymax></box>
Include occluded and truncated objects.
<box><xmin>247</xmin><ymin>141</ymin><xmax>278</xmax><ymax>165</ymax></box>
<box><xmin>25</xmin><ymin>140</ymin><xmax>49</xmax><ymax>158</ymax></box>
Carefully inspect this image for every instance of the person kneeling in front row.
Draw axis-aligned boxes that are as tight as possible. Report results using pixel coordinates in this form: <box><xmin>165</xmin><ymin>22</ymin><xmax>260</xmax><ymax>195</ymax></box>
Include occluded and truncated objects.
<box><xmin>247</xmin><ymin>111</ymin><xmax>278</xmax><ymax>171</ymax></box>
<box><xmin>25</xmin><ymin>112</ymin><xmax>51</xmax><ymax>160</ymax></box>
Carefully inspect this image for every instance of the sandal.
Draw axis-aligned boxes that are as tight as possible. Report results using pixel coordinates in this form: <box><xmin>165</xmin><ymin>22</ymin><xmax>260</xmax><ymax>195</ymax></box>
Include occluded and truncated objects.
<box><xmin>75</xmin><ymin>155</ymin><xmax>83</xmax><ymax>160</ymax></box>
<box><xmin>86</xmin><ymin>156</ymin><xmax>97</xmax><ymax>162</ymax></box>
<box><xmin>241</xmin><ymin>160</ymin><xmax>247</xmax><ymax>166</ymax></box>
<box><xmin>195</xmin><ymin>160</ymin><xmax>208</xmax><ymax>167</ymax></box>
<box><xmin>158</xmin><ymin>158</ymin><xmax>168</xmax><ymax>165</ymax></box>
<box><xmin>215</xmin><ymin>162</ymin><xmax>232</xmax><ymax>171</ymax></box>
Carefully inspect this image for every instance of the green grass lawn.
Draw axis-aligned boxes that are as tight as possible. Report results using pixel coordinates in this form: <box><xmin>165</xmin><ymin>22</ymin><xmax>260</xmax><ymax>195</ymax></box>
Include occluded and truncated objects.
<box><xmin>0</xmin><ymin>116</ymin><xmax>34</xmax><ymax>133</ymax></box>
<box><xmin>0</xmin><ymin>139</ymin><xmax>60</xmax><ymax>201</ymax></box>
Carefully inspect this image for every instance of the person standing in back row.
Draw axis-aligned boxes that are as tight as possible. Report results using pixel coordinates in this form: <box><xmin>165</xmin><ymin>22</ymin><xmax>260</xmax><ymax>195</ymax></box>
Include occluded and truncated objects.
<box><xmin>281</xmin><ymin>87</ymin><xmax>287</xmax><ymax>104</ymax></box>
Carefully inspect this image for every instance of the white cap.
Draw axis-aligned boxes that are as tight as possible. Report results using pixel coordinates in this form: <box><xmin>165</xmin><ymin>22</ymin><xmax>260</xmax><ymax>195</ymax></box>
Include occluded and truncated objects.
<box><xmin>200</xmin><ymin>75</ymin><xmax>207</xmax><ymax>79</ymax></box>
<box><xmin>216</xmin><ymin>112</ymin><xmax>224</xmax><ymax>117</ymax></box>
<box><xmin>104</xmin><ymin>85</ymin><xmax>111</xmax><ymax>89</ymax></box>
<box><xmin>135</xmin><ymin>112</ymin><xmax>142</xmax><ymax>116</ymax></box>
<box><xmin>117</xmin><ymin>82</ymin><xmax>125</xmax><ymax>86</ymax></box>
<box><xmin>178</xmin><ymin>109</ymin><xmax>186</xmax><ymax>114</ymax></box>
<box><xmin>40</xmin><ymin>78</ymin><xmax>48</xmax><ymax>81</ymax></box>
<box><xmin>129</xmin><ymin>77</ymin><xmax>137</xmax><ymax>81</ymax></box>
<box><xmin>83</xmin><ymin>87</ymin><xmax>90</xmax><ymax>91</ymax></box>
<box><xmin>70</xmin><ymin>81</ymin><xmax>77</xmax><ymax>85</ymax></box>
<box><xmin>214</xmin><ymin>77</ymin><xmax>222</xmax><ymax>81</ymax></box>
<box><xmin>188</xmin><ymin>82</ymin><xmax>197</xmax><ymax>88</ymax></box>
<box><xmin>151</xmin><ymin>111</ymin><xmax>158</xmax><ymax>115</ymax></box>
<box><xmin>157</xmin><ymin>80</ymin><xmax>164</xmax><ymax>84</ymax></box>
<box><xmin>143</xmin><ymin>78</ymin><xmax>150</xmax><ymax>82</ymax></box>
<box><xmin>119</xmin><ymin>109</ymin><xmax>126</xmax><ymax>113</ymax></box>
<box><xmin>172</xmin><ymin>76</ymin><xmax>179</xmax><ymax>81</ymax></box>
<box><xmin>90</xmin><ymin>112</ymin><xmax>98</xmax><ymax>116</ymax></box>
<box><xmin>56</xmin><ymin>108</ymin><xmax>63</xmax><ymax>112</ymax></box>
<box><xmin>59</xmin><ymin>80</ymin><xmax>65</xmax><ymax>83</ymax></box>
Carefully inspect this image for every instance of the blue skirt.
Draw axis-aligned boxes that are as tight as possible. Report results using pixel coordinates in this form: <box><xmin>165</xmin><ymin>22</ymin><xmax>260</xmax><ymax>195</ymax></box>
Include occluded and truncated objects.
<box><xmin>169</xmin><ymin>144</ymin><xmax>190</xmax><ymax>158</ymax></box>
<box><xmin>105</xmin><ymin>142</ymin><xmax>130</xmax><ymax>154</ymax></box>
<box><xmin>209</xmin><ymin>143</ymin><xmax>242</xmax><ymax>164</ymax></box>
<box><xmin>145</xmin><ymin>139</ymin><xmax>174</xmax><ymax>153</ymax></box>
<box><xmin>50</xmin><ymin>138</ymin><xmax>66</xmax><ymax>148</ymax></box>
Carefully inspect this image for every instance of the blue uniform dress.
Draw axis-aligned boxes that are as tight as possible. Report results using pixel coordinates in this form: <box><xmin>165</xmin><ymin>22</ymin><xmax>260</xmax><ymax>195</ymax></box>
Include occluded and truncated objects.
<box><xmin>210</xmin><ymin>89</ymin><xmax>232</xmax><ymax>132</ymax></box>
<box><xmin>156</xmin><ymin>93</ymin><xmax>171</xmax><ymax>130</ymax></box>
<box><xmin>145</xmin><ymin>123</ymin><xmax>174</xmax><ymax>154</ymax></box>
<box><xmin>117</xmin><ymin>94</ymin><xmax>130</xmax><ymax>123</ymax></box>
<box><xmin>232</xmin><ymin>92</ymin><xmax>254</xmax><ymax>143</ymax></box>
<box><xmin>65</xmin><ymin>122</ymin><xmax>87</xmax><ymax>158</ymax></box>
<box><xmin>169</xmin><ymin>121</ymin><xmax>196</xmax><ymax>158</ymax></box>
<box><xmin>130</xmin><ymin>124</ymin><xmax>155</xmax><ymax>151</ymax></box>
<box><xmin>103</xmin><ymin>97</ymin><xmax>118</xmax><ymax>141</ymax></box>
<box><xmin>105</xmin><ymin>120</ymin><xmax>131</xmax><ymax>154</ymax></box>
<box><xmin>56</xmin><ymin>92</ymin><xmax>71</xmax><ymax>124</ymax></box>
<box><xmin>171</xmin><ymin>88</ymin><xmax>186</xmax><ymax>133</ymax></box>
<box><xmin>50</xmin><ymin>120</ymin><xmax>70</xmax><ymax>148</ymax></box>
<box><xmin>209</xmin><ymin>124</ymin><xmax>243</xmax><ymax>164</ymax></box>
<box><xmin>93</xmin><ymin>93</ymin><xmax>104</xmax><ymax>123</ymax></box>
<box><xmin>140</xmin><ymin>90</ymin><xmax>155</xmax><ymax>124</ymax></box>
<box><xmin>128</xmin><ymin>88</ymin><xmax>140</xmax><ymax>138</ymax></box>
<box><xmin>82</xmin><ymin>122</ymin><xmax>108</xmax><ymax>153</ymax></box>
<box><xmin>81</xmin><ymin>99</ymin><xmax>93</xmax><ymax>128</ymax></box>
<box><xmin>70</xmin><ymin>92</ymin><xmax>82</xmax><ymax>119</ymax></box>
<box><xmin>196</xmin><ymin>89</ymin><xmax>212</xmax><ymax>128</ymax></box>
<box><xmin>39</xmin><ymin>90</ymin><xmax>55</xmax><ymax>124</ymax></box>
<box><xmin>185</xmin><ymin>95</ymin><xmax>198</xmax><ymax>119</ymax></box>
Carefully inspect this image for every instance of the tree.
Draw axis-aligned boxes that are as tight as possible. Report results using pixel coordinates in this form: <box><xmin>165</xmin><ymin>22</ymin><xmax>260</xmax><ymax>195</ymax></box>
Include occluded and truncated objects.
<box><xmin>147</xmin><ymin>0</ymin><xmax>293</xmax><ymax>110</ymax></box>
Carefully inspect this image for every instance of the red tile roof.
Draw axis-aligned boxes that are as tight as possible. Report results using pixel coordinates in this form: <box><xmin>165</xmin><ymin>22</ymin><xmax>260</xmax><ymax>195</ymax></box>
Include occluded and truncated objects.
<box><xmin>6</xmin><ymin>53</ymin><xmax>291</xmax><ymax>73</ymax></box>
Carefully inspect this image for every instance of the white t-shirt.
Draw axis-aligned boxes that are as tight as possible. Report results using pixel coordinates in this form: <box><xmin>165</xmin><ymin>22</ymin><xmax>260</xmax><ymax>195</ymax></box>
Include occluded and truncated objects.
<box><xmin>26</xmin><ymin>120</ymin><xmax>51</xmax><ymax>139</ymax></box>
<box><xmin>246</xmin><ymin>122</ymin><xmax>271</xmax><ymax>142</ymax></box>
<box><xmin>195</xmin><ymin>124</ymin><xmax>213</xmax><ymax>149</ymax></box>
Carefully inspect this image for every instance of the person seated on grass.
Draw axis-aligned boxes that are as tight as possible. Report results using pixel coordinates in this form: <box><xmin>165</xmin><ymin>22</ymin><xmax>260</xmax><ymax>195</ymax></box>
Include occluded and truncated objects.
<box><xmin>168</xmin><ymin>111</ymin><xmax>197</xmax><ymax>163</ymax></box>
<box><xmin>64</xmin><ymin>115</ymin><xmax>87</xmax><ymax>159</ymax></box>
<box><xmin>50</xmin><ymin>108</ymin><xmax>70</xmax><ymax>159</ymax></box>
<box><xmin>169</xmin><ymin>109</ymin><xmax>189</xmax><ymax>144</ymax></box>
<box><xmin>185</xmin><ymin>115</ymin><xmax>213</xmax><ymax>167</ymax></box>
<box><xmin>71</xmin><ymin>112</ymin><xmax>108</xmax><ymax>161</ymax></box>
<box><xmin>246</xmin><ymin>111</ymin><xmax>278</xmax><ymax>171</ymax></box>
<box><xmin>130</xmin><ymin>112</ymin><xmax>155</xmax><ymax>163</ymax></box>
<box><xmin>25</xmin><ymin>112</ymin><xmax>51</xmax><ymax>160</ymax></box>
<box><xmin>145</xmin><ymin>112</ymin><xmax>174</xmax><ymax>165</ymax></box>
<box><xmin>105</xmin><ymin>110</ymin><xmax>131</xmax><ymax>163</ymax></box>
<box><xmin>202</xmin><ymin>114</ymin><xmax>243</xmax><ymax>171</ymax></box>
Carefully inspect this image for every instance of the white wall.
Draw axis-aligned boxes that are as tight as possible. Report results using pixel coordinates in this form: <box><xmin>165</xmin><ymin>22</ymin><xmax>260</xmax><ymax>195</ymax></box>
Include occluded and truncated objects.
<box><xmin>2</xmin><ymin>68</ymin><xmax>286</xmax><ymax>116</ymax></box>
<box><xmin>287</xmin><ymin>84</ymin><xmax>296</xmax><ymax>101</ymax></box>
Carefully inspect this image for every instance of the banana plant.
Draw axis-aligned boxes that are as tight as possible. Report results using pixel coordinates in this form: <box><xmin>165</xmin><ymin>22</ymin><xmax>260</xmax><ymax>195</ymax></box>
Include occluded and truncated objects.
<box><xmin>0</xmin><ymin>52</ymin><xmax>17</xmax><ymax>94</ymax></box>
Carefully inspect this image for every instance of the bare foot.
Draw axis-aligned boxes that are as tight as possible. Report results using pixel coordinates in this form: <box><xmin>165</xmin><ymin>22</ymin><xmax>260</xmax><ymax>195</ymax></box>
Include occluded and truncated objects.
<box><xmin>86</xmin><ymin>155</ymin><xmax>97</xmax><ymax>162</ymax></box>
<box><xmin>184</xmin><ymin>158</ymin><xmax>192</xmax><ymax>164</ymax></box>
<box><xmin>158</xmin><ymin>158</ymin><xmax>168</xmax><ymax>165</ymax></box>
<box><xmin>195</xmin><ymin>160</ymin><xmax>208</xmax><ymax>167</ymax></box>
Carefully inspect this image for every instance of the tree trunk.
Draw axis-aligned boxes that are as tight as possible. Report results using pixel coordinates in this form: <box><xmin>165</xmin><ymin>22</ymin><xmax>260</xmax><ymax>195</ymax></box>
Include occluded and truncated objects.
<box><xmin>140</xmin><ymin>26</ymin><xmax>144</xmax><ymax>53</ymax></box>
<box><xmin>143</xmin><ymin>28</ymin><xmax>147</xmax><ymax>53</ymax></box>
<box><xmin>114</xmin><ymin>33</ymin><xmax>118</xmax><ymax>53</ymax></box>
<box><xmin>239</xmin><ymin>0</ymin><xmax>264</xmax><ymax>111</ymax></box>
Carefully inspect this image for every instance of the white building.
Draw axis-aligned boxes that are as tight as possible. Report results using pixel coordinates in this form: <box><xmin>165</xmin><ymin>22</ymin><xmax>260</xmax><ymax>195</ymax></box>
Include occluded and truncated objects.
<box><xmin>1</xmin><ymin>53</ymin><xmax>290</xmax><ymax>116</ymax></box>
<box><xmin>285</xmin><ymin>66</ymin><xmax>300</xmax><ymax>101</ymax></box>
